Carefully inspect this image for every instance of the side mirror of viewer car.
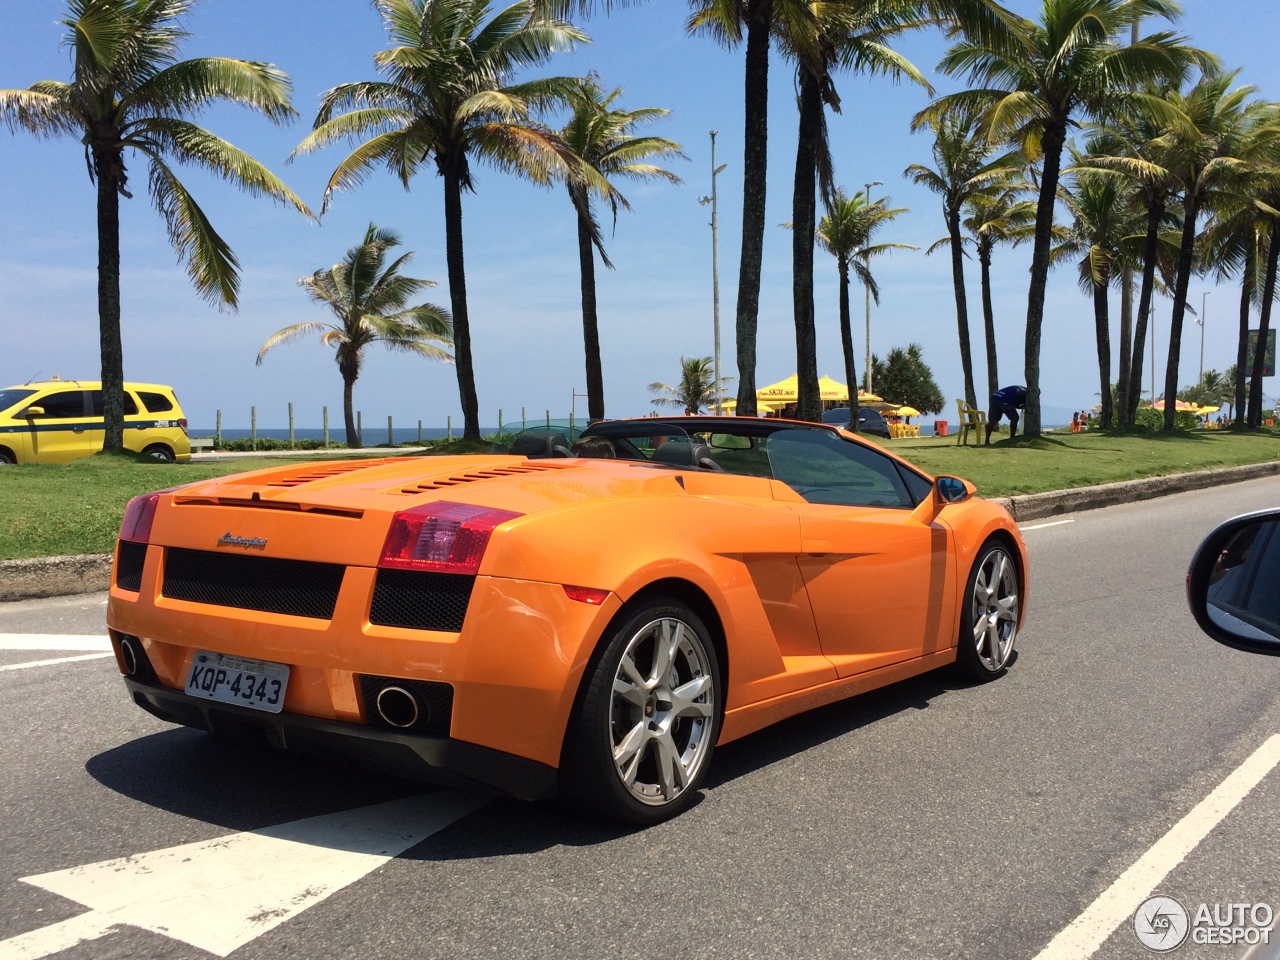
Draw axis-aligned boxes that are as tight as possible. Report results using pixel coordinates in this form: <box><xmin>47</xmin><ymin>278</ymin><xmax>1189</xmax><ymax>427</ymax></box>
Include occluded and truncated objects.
<box><xmin>1187</xmin><ymin>509</ymin><xmax>1280</xmax><ymax>656</ymax></box>
<box><xmin>936</xmin><ymin>476</ymin><xmax>972</xmax><ymax>504</ymax></box>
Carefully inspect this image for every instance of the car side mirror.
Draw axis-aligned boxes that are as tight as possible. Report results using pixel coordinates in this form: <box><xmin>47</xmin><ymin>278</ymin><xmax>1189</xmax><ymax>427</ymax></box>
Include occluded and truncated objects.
<box><xmin>23</xmin><ymin>406</ymin><xmax>45</xmax><ymax>418</ymax></box>
<box><xmin>1187</xmin><ymin>509</ymin><xmax>1280</xmax><ymax>656</ymax></box>
<box><xmin>936</xmin><ymin>476</ymin><xmax>972</xmax><ymax>504</ymax></box>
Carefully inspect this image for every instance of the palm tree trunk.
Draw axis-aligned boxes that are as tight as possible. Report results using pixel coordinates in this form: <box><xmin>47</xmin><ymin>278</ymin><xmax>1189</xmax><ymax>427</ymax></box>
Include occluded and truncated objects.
<box><xmin>1234</xmin><ymin>255</ymin><xmax>1253</xmax><ymax>427</ymax></box>
<box><xmin>837</xmin><ymin>258</ymin><xmax>858</xmax><ymax>432</ymax></box>
<box><xmin>1117</xmin><ymin>268</ymin><xmax>1133</xmax><ymax>426</ymax></box>
<box><xmin>1023</xmin><ymin>120</ymin><xmax>1068</xmax><ymax>437</ymax></box>
<box><xmin>980</xmin><ymin>239</ymin><xmax>998</xmax><ymax>398</ymax></box>
<box><xmin>1127</xmin><ymin>200</ymin><xmax>1164</xmax><ymax>424</ymax></box>
<box><xmin>94</xmin><ymin>148</ymin><xmax>126</xmax><ymax>453</ymax></box>
<box><xmin>442</xmin><ymin>168</ymin><xmax>480</xmax><ymax>440</ymax></box>
<box><xmin>733</xmin><ymin>0</ymin><xmax>773</xmax><ymax>418</ymax></box>
<box><xmin>1093</xmin><ymin>267</ymin><xmax>1113</xmax><ymax>428</ymax></box>
<box><xmin>792</xmin><ymin>71</ymin><xmax>822</xmax><ymax>423</ymax></box>
<box><xmin>341</xmin><ymin>368</ymin><xmax>360</xmax><ymax>449</ymax></box>
<box><xmin>1163</xmin><ymin>193</ymin><xmax>1200</xmax><ymax>431</ymax></box>
<box><xmin>571</xmin><ymin>187</ymin><xmax>605</xmax><ymax>421</ymax></box>
<box><xmin>946</xmin><ymin>207</ymin><xmax>976</xmax><ymax>407</ymax></box>
<box><xmin>1248</xmin><ymin>218</ymin><xmax>1280</xmax><ymax>427</ymax></box>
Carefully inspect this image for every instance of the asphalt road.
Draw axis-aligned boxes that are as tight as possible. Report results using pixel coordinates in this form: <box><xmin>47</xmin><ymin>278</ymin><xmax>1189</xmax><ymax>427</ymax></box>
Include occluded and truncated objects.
<box><xmin>2</xmin><ymin>478</ymin><xmax>1280</xmax><ymax>960</ymax></box>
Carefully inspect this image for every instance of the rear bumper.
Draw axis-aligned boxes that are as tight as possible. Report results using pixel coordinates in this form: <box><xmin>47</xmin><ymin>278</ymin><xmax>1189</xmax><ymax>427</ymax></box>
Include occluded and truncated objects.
<box><xmin>123</xmin><ymin>677</ymin><xmax>558</xmax><ymax>801</ymax></box>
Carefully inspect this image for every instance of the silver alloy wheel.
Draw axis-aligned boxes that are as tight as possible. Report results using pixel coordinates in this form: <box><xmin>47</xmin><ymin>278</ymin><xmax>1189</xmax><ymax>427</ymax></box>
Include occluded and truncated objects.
<box><xmin>972</xmin><ymin>548</ymin><xmax>1019</xmax><ymax>671</ymax></box>
<box><xmin>609</xmin><ymin>616</ymin><xmax>715</xmax><ymax>806</ymax></box>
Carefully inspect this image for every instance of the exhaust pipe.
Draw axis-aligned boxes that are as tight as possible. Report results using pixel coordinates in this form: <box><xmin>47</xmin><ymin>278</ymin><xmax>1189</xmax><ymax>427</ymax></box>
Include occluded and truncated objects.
<box><xmin>375</xmin><ymin>686</ymin><xmax>421</xmax><ymax>729</ymax></box>
<box><xmin>119</xmin><ymin>636</ymin><xmax>140</xmax><ymax>677</ymax></box>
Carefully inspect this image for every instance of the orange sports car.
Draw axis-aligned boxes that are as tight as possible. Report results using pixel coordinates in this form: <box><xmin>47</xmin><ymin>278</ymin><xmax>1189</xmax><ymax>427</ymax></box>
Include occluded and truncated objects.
<box><xmin>107</xmin><ymin>417</ymin><xmax>1027</xmax><ymax>823</ymax></box>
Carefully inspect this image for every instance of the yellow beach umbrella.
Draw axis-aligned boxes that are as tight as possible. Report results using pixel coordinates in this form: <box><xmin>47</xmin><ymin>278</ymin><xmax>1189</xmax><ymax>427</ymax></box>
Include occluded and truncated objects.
<box><xmin>893</xmin><ymin>405</ymin><xmax>921</xmax><ymax>418</ymax></box>
<box><xmin>756</xmin><ymin>374</ymin><xmax>800</xmax><ymax>402</ymax></box>
<box><xmin>1197</xmin><ymin>404</ymin><xmax>1220</xmax><ymax>414</ymax></box>
<box><xmin>817</xmin><ymin>375</ymin><xmax>849</xmax><ymax>401</ymax></box>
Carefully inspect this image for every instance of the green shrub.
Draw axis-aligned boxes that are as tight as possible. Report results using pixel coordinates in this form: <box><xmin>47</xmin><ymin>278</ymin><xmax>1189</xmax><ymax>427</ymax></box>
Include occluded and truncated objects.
<box><xmin>213</xmin><ymin>437</ymin><xmax>347</xmax><ymax>452</ymax></box>
<box><xmin>1089</xmin><ymin>407</ymin><xmax>1198</xmax><ymax>431</ymax></box>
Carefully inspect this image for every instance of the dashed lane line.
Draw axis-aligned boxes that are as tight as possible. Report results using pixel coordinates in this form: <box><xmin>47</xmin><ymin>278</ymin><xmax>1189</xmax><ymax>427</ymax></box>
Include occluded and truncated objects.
<box><xmin>1032</xmin><ymin>734</ymin><xmax>1280</xmax><ymax>960</ymax></box>
<box><xmin>0</xmin><ymin>653</ymin><xmax>113</xmax><ymax>672</ymax></box>
<box><xmin>0</xmin><ymin>635</ymin><xmax>112</xmax><ymax>652</ymax></box>
<box><xmin>1020</xmin><ymin>518</ymin><xmax>1076</xmax><ymax>531</ymax></box>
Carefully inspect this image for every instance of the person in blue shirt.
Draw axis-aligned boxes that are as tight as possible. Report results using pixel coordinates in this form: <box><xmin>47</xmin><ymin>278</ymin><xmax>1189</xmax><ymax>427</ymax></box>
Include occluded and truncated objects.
<box><xmin>986</xmin><ymin>385</ymin><xmax>1027</xmax><ymax>444</ymax></box>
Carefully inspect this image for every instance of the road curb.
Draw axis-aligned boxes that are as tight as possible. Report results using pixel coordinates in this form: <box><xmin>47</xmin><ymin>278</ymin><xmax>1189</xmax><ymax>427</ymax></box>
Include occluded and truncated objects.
<box><xmin>0</xmin><ymin>553</ymin><xmax>114</xmax><ymax>602</ymax></box>
<box><xmin>2</xmin><ymin>459</ymin><xmax>1278</xmax><ymax>602</ymax></box>
<box><xmin>989</xmin><ymin>459</ymin><xmax>1280</xmax><ymax>523</ymax></box>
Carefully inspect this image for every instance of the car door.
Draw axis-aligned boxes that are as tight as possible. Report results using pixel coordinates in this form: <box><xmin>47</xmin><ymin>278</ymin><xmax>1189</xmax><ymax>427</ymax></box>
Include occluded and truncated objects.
<box><xmin>23</xmin><ymin>389</ymin><xmax>93</xmax><ymax>463</ymax></box>
<box><xmin>767</xmin><ymin>428</ymin><xmax>955</xmax><ymax>678</ymax></box>
<box><xmin>88</xmin><ymin>389</ymin><xmax>141</xmax><ymax>454</ymax></box>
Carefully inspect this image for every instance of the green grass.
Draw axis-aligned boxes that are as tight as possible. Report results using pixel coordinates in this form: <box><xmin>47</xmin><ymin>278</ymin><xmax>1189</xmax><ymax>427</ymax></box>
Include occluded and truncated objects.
<box><xmin>877</xmin><ymin>428</ymin><xmax>1280</xmax><ymax>498</ymax></box>
<box><xmin>2</xmin><ymin>430</ymin><xmax>1278</xmax><ymax>560</ymax></box>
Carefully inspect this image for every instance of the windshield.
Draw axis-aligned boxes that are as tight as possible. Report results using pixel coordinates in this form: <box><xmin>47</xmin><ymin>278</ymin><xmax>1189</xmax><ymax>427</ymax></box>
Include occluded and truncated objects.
<box><xmin>0</xmin><ymin>389</ymin><xmax>36</xmax><ymax>416</ymax></box>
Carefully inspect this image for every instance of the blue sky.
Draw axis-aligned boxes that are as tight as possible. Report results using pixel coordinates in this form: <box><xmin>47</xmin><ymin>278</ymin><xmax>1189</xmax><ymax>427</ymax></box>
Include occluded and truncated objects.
<box><xmin>2</xmin><ymin>0</ymin><xmax>1278</xmax><ymax>431</ymax></box>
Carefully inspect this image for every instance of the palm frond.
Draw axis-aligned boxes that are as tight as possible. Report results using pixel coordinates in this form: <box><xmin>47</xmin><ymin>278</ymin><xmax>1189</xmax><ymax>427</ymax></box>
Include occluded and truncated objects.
<box><xmin>147</xmin><ymin>156</ymin><xmax>240</xmax><ymax>308</ymax></box>
<box><xmin>0</xmin><ymin>87</ymin><xmax>81</xmax><ymax>137</ymax></box>
<box><xmin>133</xmin><ymin>118</ymin><xmax>313</xmax><ymax>217</ymax></box>
<box><xmin>126</xmin><ymin>58</ymin><xmax>296</xmax><ymax>123</ymax></box>
<box><xmin>256</xmin><ymin>321</ymin><xmax>339</xmax><ymax>364</ymax></box>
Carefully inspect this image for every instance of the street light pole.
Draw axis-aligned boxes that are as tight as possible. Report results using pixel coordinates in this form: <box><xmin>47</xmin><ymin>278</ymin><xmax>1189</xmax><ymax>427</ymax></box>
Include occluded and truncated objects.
<box><xmin>699</xmin><ymin>132</ymin><xmax>728</xmax><ymax>415</ymax></box>
<box><xmin>1198</xmin><ymin>290</ymin><xmax>1210</xmax><ymax>385</ymax></box>
<box><xmin>863</xmin><ymin>180</ymin><xmax>883</xmax><ymax>397</ymax></box>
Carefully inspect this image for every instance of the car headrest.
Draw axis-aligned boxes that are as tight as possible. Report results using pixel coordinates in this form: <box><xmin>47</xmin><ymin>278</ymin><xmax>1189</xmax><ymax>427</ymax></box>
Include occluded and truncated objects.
<box><xmin>652</xmin><ymin>439</ymin><xmax>697</xmax><ymax>466</ymax></box>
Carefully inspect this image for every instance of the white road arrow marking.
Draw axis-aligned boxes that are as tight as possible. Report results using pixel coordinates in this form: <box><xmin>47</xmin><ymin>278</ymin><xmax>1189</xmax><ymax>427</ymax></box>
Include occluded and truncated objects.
<box><xmin>4</xmin><ymin>791</ymin><xmax>488</xmax><ymax>959</ymax></box>
<box><xmin>0</xmin><ymin>635</ymin><xmax>112</xmax><ymax>652</ymax></box>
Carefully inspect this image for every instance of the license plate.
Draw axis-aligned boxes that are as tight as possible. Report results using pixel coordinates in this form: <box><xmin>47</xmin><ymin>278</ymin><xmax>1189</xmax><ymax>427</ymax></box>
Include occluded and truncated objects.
<box><xmin>185</xmin><ymin>651</ymin><xmax>289</xmax><ymax>714</ymax></box>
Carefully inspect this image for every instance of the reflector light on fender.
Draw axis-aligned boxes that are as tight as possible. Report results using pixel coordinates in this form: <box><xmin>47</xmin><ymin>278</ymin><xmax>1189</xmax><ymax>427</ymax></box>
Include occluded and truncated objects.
<box><xmin>379</xmin><ymin>501</ymin><xmax>522</xmax><ymax>575</ymax></box>
<box><xmin>563</xmin><ymin>585</ymin><xmax>610</xmax><ymax>605</ymax></box>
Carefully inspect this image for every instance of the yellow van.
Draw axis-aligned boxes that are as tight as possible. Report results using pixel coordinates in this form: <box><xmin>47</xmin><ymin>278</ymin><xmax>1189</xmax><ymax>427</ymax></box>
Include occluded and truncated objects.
<box><xmin>0</xmin><ymin>379</ymin><xmax>191</xmax><ymax>464</ymax></box>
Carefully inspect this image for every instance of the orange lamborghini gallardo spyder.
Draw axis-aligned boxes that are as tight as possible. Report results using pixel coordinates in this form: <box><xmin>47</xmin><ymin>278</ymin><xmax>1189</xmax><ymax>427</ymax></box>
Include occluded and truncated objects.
<box><xmin>107</xmin><ymin>417</ymin><xmax>1027</xmax><ymax>823</ymax></box>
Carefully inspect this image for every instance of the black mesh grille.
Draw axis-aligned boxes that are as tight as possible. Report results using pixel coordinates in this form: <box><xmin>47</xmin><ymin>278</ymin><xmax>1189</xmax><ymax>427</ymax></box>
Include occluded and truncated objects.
<box><xmin>358</xmin><ymin>674</ymin><xmax>453</xmax><ymax>735</ymax></box>
<box><xmin>162</xmin><ymin>548</ymin><xmax>344</xmax><ymax>619</ymax></box>
<box><xmin>116</xmin><ymin>540</ymin><xmax>148</xmax><ymax>592</ymax></box>
<box><xmin>369</xmin><ymin>570</ymin><xmax>474</xmax><ymax>633</ymax></box>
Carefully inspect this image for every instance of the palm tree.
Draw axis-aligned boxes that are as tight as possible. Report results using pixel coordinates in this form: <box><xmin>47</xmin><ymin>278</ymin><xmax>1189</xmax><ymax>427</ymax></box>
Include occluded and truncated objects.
<box><xmin>1054</xmin><ymin>169</ymin><xmax>1145</xmax><ymax>427</ymax></box>
<box><xmin>905</xmin><ymin>112</ymin><xmax>1023</xmax><ymax>407</ymax></box>
<box><xmin>812</xmin><ymin>187</ymin><xmax>916</xmax><ymax>430</ymax></box>
<box><xmin>920</xmin><ymin>0</ymin><xmax>1206</xmax><ymax>435</ymax></box>
<box><xmin>292</xmin><ymin>0</ymin><xmax>585</xmax><ymax>441</ymax></box>
<box><xmin>1153</xmin><ymin>73</ymin><xmax>1267</xmax><ymax>430</ymax></box>
<box><xmin>963</xmin><ymin>181</ymin><xmax>1036</xmax><ymax>396</ymax></box>
<box><xmin>686</xmin><ymin>0</ymin><xmax>779</xmax><ymax>418</ymax></box>
<box><xmin>559</xmin><ymin>76</ymin><xmax>683</xmax><ymax>422</ymax></box>
<box><xmin>257</xmin><ymin>224</ymin><xmax>453</xmax><ymax>448</ymax></box>
<box><xmin>648</xmin><ymin>356</ymin><xmax>733</xmax><ymax>415</ymax></box>
<box><xmin>777</xmin><ymin>0</ymin><xmax>932</xmax><ymax>422</ymax></box>
<box><xmin>1078</xmin><ymin>88</ymin><xmax>1189</xmax><ymax>425</ymax></box>
<box><xmin>0</xmin><ymin>0</ymin><xmax>311</xmax><ymax>451</ymax></box>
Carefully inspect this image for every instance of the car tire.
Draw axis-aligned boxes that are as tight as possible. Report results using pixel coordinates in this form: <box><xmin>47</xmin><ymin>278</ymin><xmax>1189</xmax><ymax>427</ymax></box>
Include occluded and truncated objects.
<box><xmin>955</xmin><ymin>541</ymin><xmax>1021</xmax><ymax>681</ymax></box>
<box><xmin>0</xmin><ymin>448</ymin><xmax>15</xmax><ymax>465</ymax></box>
<box><xmin>142</xmin><ymin>444</ymin><xmax>175</xmax><ymax>463</ymax></box>
<box><xmin>560</xmin><ymin>597</ymin><xmax>721</xmax><ymax>825</ymax></box>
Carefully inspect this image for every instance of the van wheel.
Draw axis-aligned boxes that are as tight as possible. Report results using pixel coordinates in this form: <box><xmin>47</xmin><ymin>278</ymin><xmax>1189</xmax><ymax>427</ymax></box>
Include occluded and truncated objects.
<box><xmin>0</xmin><ymin>448</ymin><xmax>15</xmax><ymax>465</ymax></box>
<box><xmin>142</xmin><ymin>444</ymin><xmax>175</xmax><ymax>463</ymax></box>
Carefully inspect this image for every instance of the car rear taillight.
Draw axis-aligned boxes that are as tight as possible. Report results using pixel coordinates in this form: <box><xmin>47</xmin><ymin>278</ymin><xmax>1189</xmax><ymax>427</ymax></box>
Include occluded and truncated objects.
<box><xmin>119</xmin><ymin>492</ymin><xmax>162</xmax><ymax>543</ymax></box>
<box><xmin>379</xmin><ymin>501</ymin><xmax>522</xmax><ymax>575</ymax></box>
<box><xmin>178</xmin><ymin>417</ymin><xmax>188</xmax><ymax>435</ymax></box>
